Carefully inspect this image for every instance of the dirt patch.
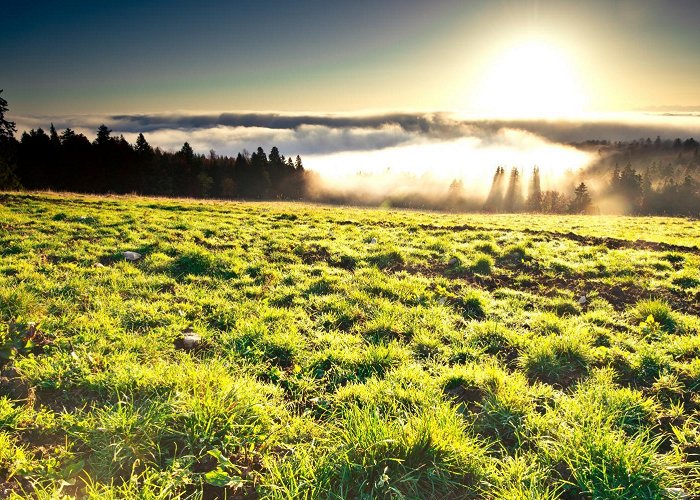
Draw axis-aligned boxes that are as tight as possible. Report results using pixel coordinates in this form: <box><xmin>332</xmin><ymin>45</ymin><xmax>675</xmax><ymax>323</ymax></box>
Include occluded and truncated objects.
<box><xmin>416</xmin><ymin>223</ymin><xmax>700</xmax><ymax>256</ymax></box>
<box><xmin>364</xmin><ymin>219</ymin><xmax>700</xmax><ymax>256</ymax></box>
<box><xmin>444</xmin><ymin>384</ymin><xmax>486</xmax><ymax>414</ymax></box>
<box><xmin>401</xmin><ymin>260</ymin><xmax>700</xmax><ymax>316</ymax></box>
<box><xmin>299</xmin><ymin>245</ymin><xmax>331</xmax><ymax>264</ymax></box>
<box><xmin>0</xmin><ymin>367</ymin><xmax>32</xmax><ymax>401</ymax></box>
<box><xmin>528</xmin><ymin>229</ymin><xmax>700</xmax><ymax>256</ymax></box>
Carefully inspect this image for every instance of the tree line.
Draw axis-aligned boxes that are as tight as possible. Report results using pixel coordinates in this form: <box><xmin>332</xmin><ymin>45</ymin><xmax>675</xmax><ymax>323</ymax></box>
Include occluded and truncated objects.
<box><xmin>0</xmin><ymin>92</ymin><xmax>307</xmax><ymax>199</ymax></box>
<box><xmin>479</xmin><ymin>166</ymin><xmax>593</xmax><ymax>214</ymax></box>
<box><xmin>608</xmin><ymin>163</ymin><xmax>699</xmax><ymax>216</ymax></box>
<box><xmin>477</xmin><ymin>163</ymin><xmax>699</xmax><ymax>216</ymax></box>
<box><xmin>11</xmin><ymin>125</ymin><xmax>306</xmax><ymax>199</ymax></box>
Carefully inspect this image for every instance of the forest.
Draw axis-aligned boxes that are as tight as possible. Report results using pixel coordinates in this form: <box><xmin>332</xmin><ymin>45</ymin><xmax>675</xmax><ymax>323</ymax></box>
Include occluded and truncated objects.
<box><xmin>479</xmin><ymin>160</ymin><xmax>700</xmax><ymax>216</ymax></box>
<box><xmin>2</xmin><ymin>125</ymin><xmax>307</xmax><ymax>200</ymax></box>
<box><xmin>0</xmin><ymin>92</ymin><xmax>307</xmax><ymax>200</ymax></box>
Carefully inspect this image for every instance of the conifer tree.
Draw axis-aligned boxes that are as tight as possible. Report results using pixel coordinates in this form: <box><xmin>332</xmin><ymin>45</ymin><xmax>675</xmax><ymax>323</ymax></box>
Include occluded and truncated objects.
<box><xmin>570</xmin><ymin>182</ymin><xmax>592</xmax><ymax>213</ymax></box>
<box><xmin>484</xmin><ymin>166</ymin><xmax>505</xmax><ymax>212</ymax></box>
<box><xmin>526</xmin><ymin>166</ymin><xmax>542</xmax><ymax>212</ymax></box>
<box><xmin>0</xmin><ymin>90</ymin><xmax>21</xmax><ymax>189</ymax></box>
<box><xmin>503</xmin><ymin>167</ymin><xmax>524</xmax><ymax>212</ymax></box>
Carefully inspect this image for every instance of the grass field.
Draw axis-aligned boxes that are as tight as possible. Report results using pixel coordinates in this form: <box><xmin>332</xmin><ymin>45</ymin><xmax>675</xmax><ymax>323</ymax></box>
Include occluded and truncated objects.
<box><xmin>1</xmin><ymin>192</ymin><xmax>700</xmax><ymax>498</ymax></box>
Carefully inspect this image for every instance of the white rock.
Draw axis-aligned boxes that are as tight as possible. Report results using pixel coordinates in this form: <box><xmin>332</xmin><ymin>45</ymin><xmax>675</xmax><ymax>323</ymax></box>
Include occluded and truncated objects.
<box><xmin>369</xmin><ymin>237</ymin><xmax>377</xmax><ymax>244</ymax></box>
<box><xmin>182</xmin><ymin>333</ymin><xmax>201</xmax><ymax>349</ymax></box>
<box><xmin>93</xmin><ymin>262</ymin><xmax>105</xmax><ymax>268</ymax></box>
<box><xmin>123</xmin><ymin>251</ymin><xmax>142</xmax><ymax>261</ymax></box>
<box><xmin>578</xmin><ymin>295</ymin><xmax>587</xmax><ymax>305</ymax></box>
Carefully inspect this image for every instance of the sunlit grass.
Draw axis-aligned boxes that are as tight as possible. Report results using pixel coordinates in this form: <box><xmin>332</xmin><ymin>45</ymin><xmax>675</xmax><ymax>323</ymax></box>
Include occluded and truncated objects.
<box><xmin>0</xmin><ymin>192</ymin><xmax>699</xmax><ymax>497</ymax></box>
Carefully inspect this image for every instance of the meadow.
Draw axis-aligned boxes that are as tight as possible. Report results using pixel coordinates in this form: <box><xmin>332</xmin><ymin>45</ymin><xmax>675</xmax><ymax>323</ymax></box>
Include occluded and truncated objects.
<box><xmin>1</xmin><ymin>192</ymin><xmax>699</xmax><ymax>499</ymax></box>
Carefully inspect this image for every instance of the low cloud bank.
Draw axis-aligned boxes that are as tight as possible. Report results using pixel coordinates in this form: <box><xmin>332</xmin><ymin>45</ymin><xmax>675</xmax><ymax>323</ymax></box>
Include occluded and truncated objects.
<box><xmin>16</xmin><ymin>110</ymin><xmax>700</xmax><ymax>154</ymax></box>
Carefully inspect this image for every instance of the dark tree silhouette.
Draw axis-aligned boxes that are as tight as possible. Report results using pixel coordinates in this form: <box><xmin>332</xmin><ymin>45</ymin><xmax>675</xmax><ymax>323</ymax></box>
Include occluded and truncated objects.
<box><xmin>135</xmin><ymin>133</ymin><xmax>152</xmax><ymax>155</ymax></box>
<box><xmin>6</xmin><ymin>112</ymin><xmax>306</xmax><ymax>199</ymax></box>
<box><xmin>95</xmin><ymin>124</ymin><xmax>113</xmax><ymax>147</ymax></box>
<box><xmin>18</xmin><ymin>128</ymin><xmax>53</xmax><ymax>189</ymax></box>
<box><xmin>0</xmin><ymin>90</ymin><xmax>17</xmax><ymax>139</ymax></box>
<box><xmin>248</xmin><ymin>147</ymin><xmax>271</xmax><ymax>198</ymax></box>
<box><xmin>59</xmin><ymin>128</ymin><xmax>91</xmax><ymax>192</ymax></box>
<box><xmin>0</xmin><ymin>90</ymin><xmax>21</xmax><ymax>189</ymax></box>
<box><xmin>49</xmin><ymin>124</ymin><xmax>60</xmax><ymax>148</ymax></box>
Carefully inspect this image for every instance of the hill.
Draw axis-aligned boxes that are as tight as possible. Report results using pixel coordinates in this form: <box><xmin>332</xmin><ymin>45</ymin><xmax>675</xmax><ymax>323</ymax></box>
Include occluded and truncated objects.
<box><xmin>1</xmin><ymin>192</ymin><xmax>699</xmax><ymax>498</ymax></box>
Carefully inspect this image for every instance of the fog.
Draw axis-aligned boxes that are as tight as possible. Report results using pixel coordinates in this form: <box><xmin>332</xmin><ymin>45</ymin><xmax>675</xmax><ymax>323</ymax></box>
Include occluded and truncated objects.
<box><xmin>303</xmin><ymin>129</ymin><xmax>591</xmax><ymax>204</ymax></box>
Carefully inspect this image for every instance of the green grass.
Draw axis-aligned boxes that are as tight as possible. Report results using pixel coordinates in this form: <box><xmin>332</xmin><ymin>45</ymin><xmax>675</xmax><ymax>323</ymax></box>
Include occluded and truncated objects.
<box><xmin>0</xmin><ymin>191</ymin><xmax>699</xmax><ymax>498</ymax></box>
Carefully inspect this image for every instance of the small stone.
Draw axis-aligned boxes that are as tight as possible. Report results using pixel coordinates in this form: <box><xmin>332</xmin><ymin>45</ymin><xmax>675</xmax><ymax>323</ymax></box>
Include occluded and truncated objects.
<box><xmin>369</xmin><ymin>237</ymin><xmax>377</xmax><ymax>244</ymax></box>
<box><xmin>178</xmin><ymin>328</ymin><xmax>202</xmax><ymax>350</ymax></box>
<box><xmin>448</xmin><ymin>257</ymin><xmax>459</xmax><ymax>265</ymax></box>
<box><xmin>123</xmin><ymin>251</ymin><xmax>142</xmax><ymax>261</ymax></box>
<box><xmin>94</xmin><ymin>262</ymin><xmax>105</xmax><ymax>268</ymax></box>
<box><xmin>183</xmin><ymin>334</ymin><xmax>201</xmax><ymax>349</ymax></box>
<box><xmin>578</xmin><ymin>295</ymin><xmax>587</xmax><ymax>305</ymax></box>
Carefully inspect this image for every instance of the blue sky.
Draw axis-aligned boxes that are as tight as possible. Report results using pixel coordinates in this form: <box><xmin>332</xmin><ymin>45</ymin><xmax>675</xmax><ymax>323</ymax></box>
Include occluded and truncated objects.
<box><xmin>4</xmin><ymin>0</ymin><xmax>700</xmax><ymax>116</ymax></box>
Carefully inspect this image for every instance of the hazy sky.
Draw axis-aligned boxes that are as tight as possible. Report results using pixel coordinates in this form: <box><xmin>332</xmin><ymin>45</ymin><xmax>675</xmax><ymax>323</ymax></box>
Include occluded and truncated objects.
<box><xmin>4</xmin><ymin>0</ymin><xmax>700</xmax><ymax>116</ymax></box>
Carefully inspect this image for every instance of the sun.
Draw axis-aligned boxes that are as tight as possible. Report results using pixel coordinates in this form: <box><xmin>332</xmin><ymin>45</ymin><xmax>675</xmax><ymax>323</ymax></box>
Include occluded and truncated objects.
<box><xmin>470</xmin><ymin>40</ymin><xmax>586</xmax><ymax>118</ymax></box>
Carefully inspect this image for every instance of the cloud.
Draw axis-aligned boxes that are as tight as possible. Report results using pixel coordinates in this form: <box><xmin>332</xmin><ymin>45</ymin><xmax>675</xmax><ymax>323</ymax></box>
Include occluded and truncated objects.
<box><xmin>107</xmin><ymin>112</ymin><xmax>447</xmax><ymax>135</ymax></box>
<box><xmin>14</xmin><ymin>110</ymin><xmax>700</xmax><ymax>156</ymax></box>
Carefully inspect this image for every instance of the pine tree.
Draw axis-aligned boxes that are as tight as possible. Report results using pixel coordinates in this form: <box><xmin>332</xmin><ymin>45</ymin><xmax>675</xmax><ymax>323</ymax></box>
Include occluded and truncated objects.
<box><xmin>618</xmin><ymin>163</ymin><xmax>643</xmax><ymax>211</ymax></box>
<box><xmin>503</xmin><ymin>167</ymin><xmax>523</xmax><ymax>212</ymax></box>
<box><xmin>0</xmin><ymin>90</ymin><xmax>17</xmax><ymax>139</ymax></box>
<box><xmin>135</xmin><ymin>133</ymin><xmax>153</xmax><ymax>155</ymax></box>
<box><xmin>179</xmin><ymin>142</ymin><xmax>194</xmax><ymax>160</ymax></box>
<box><xmin>484</xmin><ymin>166</ymin><xmax>505</xmax><ymax>212</ymax></box>
<box><xmin>610</xmin><ymin>163</ymin><xmax>621</xmax><ymax>192</ymax></box>
<box><xmin>570</xmin><ymin>182</ymin><xmax>592</xmax><ymax>213</ymax></box>
<box><xmin>526</xmin><ymin>166</ymin><xmax>542</xmax><ymax>212</ymax></box>
<box><xmin>95</xmin><ymin>124</ymin><xmax>112</xmax><ymax>146</ymax></box>
<box><xmin>268</xmin><ymin>146</ymin><xmax>285</xmax><ymax>196</ymax></box>
<box><xmin>0</xmin><ymin>90</ymin><xmax>21</xmax><ymax>189</ymax></box>
<box><xmin>49</xmin><ymin>123</ymin><xmax>60</xmax><ymax>148</ymax></box>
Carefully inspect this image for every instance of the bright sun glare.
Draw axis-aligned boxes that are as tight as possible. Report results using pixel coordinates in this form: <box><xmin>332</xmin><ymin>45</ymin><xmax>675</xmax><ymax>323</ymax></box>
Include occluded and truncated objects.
<box><xmin>472</xmin><ymin>40</ymin><xmax>586</xmax><ymax>118</ymax></box>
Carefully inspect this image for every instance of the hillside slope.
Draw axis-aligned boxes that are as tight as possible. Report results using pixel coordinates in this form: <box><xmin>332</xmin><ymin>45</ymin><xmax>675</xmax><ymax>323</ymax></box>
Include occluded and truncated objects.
<box><xmin>1</xmin><ymin>193</ymin><xmax>699</xmax><ymax>498</ymax></box>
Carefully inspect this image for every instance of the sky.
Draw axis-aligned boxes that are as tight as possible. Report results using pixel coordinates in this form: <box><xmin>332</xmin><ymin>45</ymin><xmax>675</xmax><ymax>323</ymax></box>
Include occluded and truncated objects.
<box><xmin>4</xmin><ymin>0</ymin><xmax>700</xmax><ymax>116</ymax></box>
<box><xmin>3</xmin><ymin>0</ymin><xmax>700</xmax><ymax>189</ymax></box>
